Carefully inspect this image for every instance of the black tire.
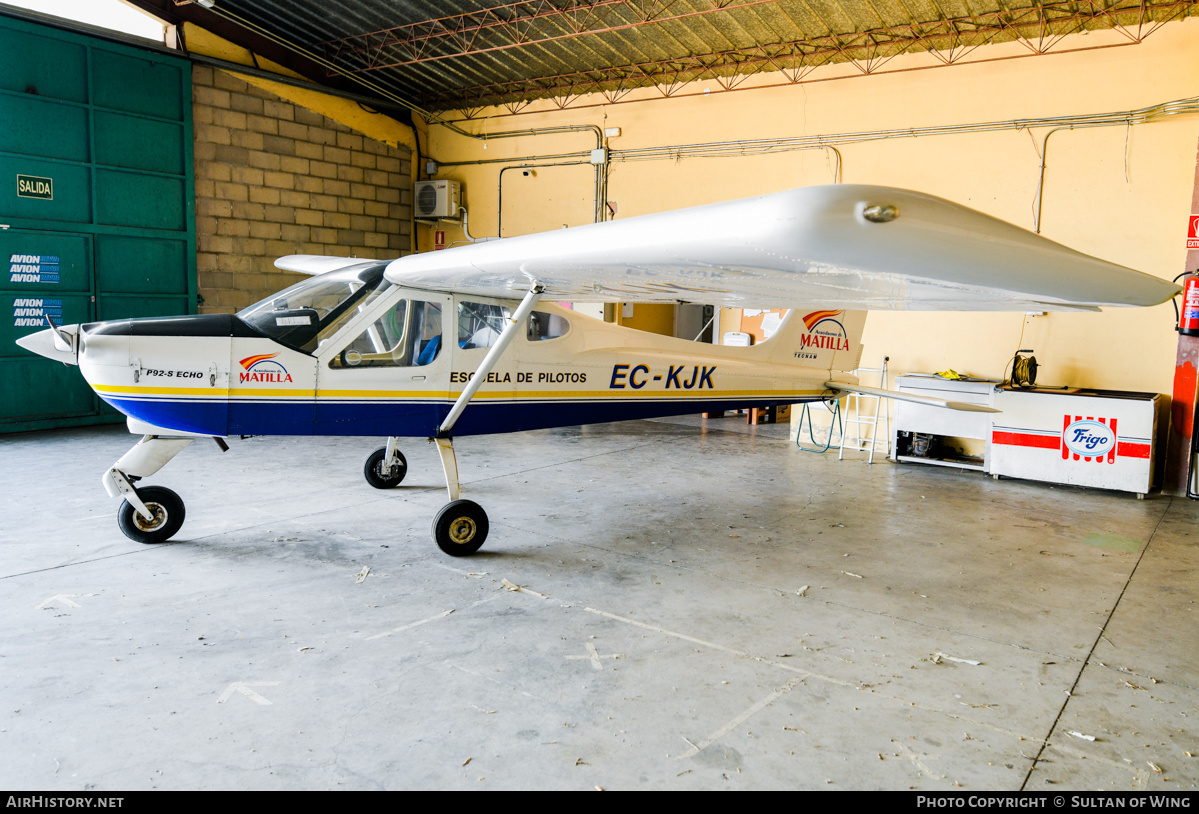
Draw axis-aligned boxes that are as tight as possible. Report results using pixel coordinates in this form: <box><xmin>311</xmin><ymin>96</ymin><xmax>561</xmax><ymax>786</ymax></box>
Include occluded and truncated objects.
<box><xmin>117</xmin><ymin>486</ymin><xmax>185</xmax><ymax>544</ymax></box>
<box><xmin>432</xmin><ymin>499</ymin><xmax>489</xmax><ymax>556</ymax></box>
<box><xmin>364</xmin><ymin>447</ymin><xmax>407</xmax><ymax>489</ymax></box>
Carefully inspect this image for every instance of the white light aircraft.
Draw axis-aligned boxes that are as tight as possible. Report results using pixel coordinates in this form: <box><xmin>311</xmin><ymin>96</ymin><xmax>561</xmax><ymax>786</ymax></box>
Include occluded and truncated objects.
<box><xmin>16</xmin><ymin>185</ymin><xmax>1179</xmax><ymax>555</ymax></box>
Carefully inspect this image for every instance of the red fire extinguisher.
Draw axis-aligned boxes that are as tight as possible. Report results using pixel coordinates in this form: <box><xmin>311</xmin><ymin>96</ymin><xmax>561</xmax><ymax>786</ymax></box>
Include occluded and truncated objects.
<box><xmin>1180</xmin><ymin>273</ymin><xmax>1199</xmax><ymax>336</ymax></box>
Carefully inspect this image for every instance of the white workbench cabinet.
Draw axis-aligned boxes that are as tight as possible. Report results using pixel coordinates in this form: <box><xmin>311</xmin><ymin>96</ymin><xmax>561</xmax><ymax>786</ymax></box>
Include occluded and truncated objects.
<box><xmin>891</xmin><ymin>375</ymin><xmax>999</xmax><ymax>471</ymax></box>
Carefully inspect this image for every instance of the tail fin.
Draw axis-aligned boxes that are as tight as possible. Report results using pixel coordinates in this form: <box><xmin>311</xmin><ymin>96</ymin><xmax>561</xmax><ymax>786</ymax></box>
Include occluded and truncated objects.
<box><xmin>748</xmin><ymin>309</ymin><xmax>866</xmax><ymax>372</ymax></box>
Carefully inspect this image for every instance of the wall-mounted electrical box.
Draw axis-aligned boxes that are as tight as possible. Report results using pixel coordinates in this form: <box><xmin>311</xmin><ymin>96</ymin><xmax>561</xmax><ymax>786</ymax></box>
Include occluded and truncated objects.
<box><xmin>414</xmin><ymin>179</ymin><xmax>460</xmax><ymax>219</ymax></box>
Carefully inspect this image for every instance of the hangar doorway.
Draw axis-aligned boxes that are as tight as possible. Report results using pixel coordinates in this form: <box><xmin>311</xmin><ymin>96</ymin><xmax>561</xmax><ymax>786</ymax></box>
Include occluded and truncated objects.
<box><xmin>0</xmin><ymin>12</ymin><xmax>195</xmax><ymax>432</ymax></box>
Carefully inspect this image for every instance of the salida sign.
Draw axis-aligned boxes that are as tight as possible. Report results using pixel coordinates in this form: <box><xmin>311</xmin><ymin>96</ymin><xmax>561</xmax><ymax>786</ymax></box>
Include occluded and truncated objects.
<box><xmin>16</xmin><ymin>175</ymin><xmax>52</xmax><ymax>200</ymax></box>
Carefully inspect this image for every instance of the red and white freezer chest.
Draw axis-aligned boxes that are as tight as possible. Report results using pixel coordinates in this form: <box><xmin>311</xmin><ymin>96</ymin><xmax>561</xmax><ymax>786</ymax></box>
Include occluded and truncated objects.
<box><xmin>989</xmin><ymin>388</ymin><xmax>1161</xmax><ymax>497</ymax></box>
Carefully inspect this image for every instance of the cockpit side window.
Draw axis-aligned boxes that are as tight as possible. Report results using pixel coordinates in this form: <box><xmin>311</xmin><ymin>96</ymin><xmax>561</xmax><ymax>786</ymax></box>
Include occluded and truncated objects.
<box><xmin>457</xmin><ymin>301</ymin><xmax>510</xmax><ymax>349</ymax></box>
<box><xmin>330</xmin><ymin>299</ymin><xmax>443</xmax><ymax>369</ymax></box>
<box><xmin>315</xmin><ymin>281</ymin><xmax>393</xmax><ymax>351</ymax></box>
<box><xmin>236</xmin><ymin>264</ymin><xmax>389</xmax><ymax>354</ymax></box>
<box><xmin>527</xmin><ymin>310</ymin><xmax>570</xmax><ymax>341</ymax></box>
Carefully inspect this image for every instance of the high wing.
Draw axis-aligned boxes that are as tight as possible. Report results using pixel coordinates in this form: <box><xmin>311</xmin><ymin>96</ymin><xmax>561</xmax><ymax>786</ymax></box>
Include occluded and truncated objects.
<box><xmin>378</xmin><ymin>184</ymin><xmax>1179</xmax><ymax>311</ymax></box>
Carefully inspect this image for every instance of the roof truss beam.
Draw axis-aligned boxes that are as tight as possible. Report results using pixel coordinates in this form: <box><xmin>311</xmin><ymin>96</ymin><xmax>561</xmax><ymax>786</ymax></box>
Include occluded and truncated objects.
<box><xmin>315</xmin><ymin>0</ymin><xmax>778</xmax><ymax>70</ymax></box>
<box><xmin>419</xmin><ymin>0</ymin><xmax>1196</xmax><ymax>110</ymax></box>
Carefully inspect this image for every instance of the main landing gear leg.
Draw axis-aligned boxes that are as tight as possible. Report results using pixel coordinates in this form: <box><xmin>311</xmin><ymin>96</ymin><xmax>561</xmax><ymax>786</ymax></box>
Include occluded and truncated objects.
<box><xmin>102</xmin><ymin>435</ymin><xmax>196</xmax><ymax>544</ymax></box>
<box><xmin>425</xmin><ymin>283</ymin><xmax>544</xmax><ymax>557</ymax></box>
<box><xmin>431</xmin><ymin>436</ymin><xmax>488</xmax><ymax>557</ymax></box>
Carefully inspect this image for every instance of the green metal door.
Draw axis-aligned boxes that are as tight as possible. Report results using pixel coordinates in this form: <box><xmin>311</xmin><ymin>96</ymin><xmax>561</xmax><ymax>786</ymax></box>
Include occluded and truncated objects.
<box><xmin>0</xmin><ymin>229</ymin><xmax>97</xmax><ymax>421</ymax></box>
<box><xmin>0</xmin><ymin>12</ymin><xmax>195</xmax><ymax>432</ymax></box>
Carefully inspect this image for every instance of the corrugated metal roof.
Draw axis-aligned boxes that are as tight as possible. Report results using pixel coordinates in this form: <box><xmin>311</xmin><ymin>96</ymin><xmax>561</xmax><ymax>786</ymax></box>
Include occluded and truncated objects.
<box><xmin>204</xmin><ymin>0</ymin><xmax>1198</xmax><ymax>112</ymax></box>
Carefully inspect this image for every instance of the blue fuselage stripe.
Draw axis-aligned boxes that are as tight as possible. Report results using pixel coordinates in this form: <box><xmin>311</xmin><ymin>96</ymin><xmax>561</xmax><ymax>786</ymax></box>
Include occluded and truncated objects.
<box><xmin>99</xmin><ymin>395</ymin><xmax>809</xmax><ymax>437</ymax></box>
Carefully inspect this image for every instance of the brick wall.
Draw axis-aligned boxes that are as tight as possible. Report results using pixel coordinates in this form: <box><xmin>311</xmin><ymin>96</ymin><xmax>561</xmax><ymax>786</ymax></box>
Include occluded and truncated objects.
<box><xmin>191</xmin><ymin>65</ymin><xmax>413</xmax><ymax>314</ymax></box>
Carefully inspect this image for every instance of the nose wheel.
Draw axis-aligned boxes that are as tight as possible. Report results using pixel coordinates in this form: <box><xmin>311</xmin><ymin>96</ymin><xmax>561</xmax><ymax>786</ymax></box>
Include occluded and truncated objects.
<box><xmin>117</xmin><ymin>485</ymin><xmax>186</xmax><ymax>544</ymax></box>
<box><xmin>103</xmin><ymin>436</ymin><xmax>197</xmax><ymax>545</ymax></box>
<box><xmin>432</xmin><ymin>499</ymin><xmax>488</xmax><ymax>556</ymax></box>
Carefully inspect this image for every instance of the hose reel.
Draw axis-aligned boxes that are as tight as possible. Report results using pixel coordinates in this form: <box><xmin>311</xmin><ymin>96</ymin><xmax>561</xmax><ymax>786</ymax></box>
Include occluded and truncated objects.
<box><xmin>1010</xmin><ymin>349</ymin><xmax>1037</xmax><ymax>388</ymax></box>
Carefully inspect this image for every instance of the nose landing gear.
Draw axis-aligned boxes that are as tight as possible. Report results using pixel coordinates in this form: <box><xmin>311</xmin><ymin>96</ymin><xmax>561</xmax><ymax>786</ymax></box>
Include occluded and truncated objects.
<box><xmin>117</xmin><ymin>485</ymin><xmax>186</xmax><ymax>544</ymax></box>
<box><xmin>103</xmin><ymin>435</ymin><xmax>197</xmax><ymax>544</ymax></box>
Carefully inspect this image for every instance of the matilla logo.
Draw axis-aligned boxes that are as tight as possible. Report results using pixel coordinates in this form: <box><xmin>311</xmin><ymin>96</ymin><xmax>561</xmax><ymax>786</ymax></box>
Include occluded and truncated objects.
<box><xmin>799</xmin><ymin>309</ymin><xmax>850</xmax><ymax>351</ymax></box>
<box><xmin>17</xmin><ymin>175</ymin><xmax>53</xmax><ymax>200</ymax></box>
<box><xmin>238</xmin><ymin>353</ymin><xmax>292</xmax><ymax>384</ymax></box>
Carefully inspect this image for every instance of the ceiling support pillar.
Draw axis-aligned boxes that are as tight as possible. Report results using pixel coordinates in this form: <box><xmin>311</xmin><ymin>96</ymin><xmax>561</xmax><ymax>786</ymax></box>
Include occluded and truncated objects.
<box><xmin>1163</xmin><ymin>131</ymin><xmax>1199</xmax><ymax>495</ymax></box>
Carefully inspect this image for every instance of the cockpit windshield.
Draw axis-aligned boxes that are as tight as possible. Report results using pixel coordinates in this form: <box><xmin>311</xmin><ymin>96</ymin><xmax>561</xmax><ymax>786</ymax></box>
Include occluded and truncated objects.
<box><xmin>236</xmin><ymin>263</ymin><xmax>391</xmax><ymax>354</ymax></box>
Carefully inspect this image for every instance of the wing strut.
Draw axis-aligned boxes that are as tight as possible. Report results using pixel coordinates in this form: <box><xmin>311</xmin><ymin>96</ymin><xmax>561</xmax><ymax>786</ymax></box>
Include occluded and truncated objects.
<box><xmin>426</xmin><ymin>284</ymin><xmax>543</xmax><ymax>554</ymax></box>
<box><xmin>437</xmin><ymin>283</ymin><xmax>544</xmax><ymax>437</ymax></box>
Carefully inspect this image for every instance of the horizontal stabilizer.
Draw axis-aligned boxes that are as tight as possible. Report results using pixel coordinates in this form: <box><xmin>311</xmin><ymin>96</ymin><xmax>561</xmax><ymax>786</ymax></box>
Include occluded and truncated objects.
<box><xmin>275</xmin><ymin>255</ymin><xmax>380</xmax><ymax>276</ymax></box>
<box><xmin>824</xmin><ymin>381</ymin><xmax>1000</xmax><ymax>414</ymax></box>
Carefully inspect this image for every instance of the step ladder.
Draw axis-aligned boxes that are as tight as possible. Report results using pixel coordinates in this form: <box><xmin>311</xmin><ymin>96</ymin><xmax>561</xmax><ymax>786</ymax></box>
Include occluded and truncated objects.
<box><xmin>839</xmin><ymin>357</ymin><xmax>891</xmax><ymax>464</ymax></box>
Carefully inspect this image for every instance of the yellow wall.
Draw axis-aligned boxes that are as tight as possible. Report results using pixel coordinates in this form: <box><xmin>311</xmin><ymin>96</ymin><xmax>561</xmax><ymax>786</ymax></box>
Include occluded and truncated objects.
<box><xmin>183</xmin><ymin>24</ymin><xmax>417</xmax><ymax>154</ymax></box>
<box><xmin>423</xmin><ymin>20</ymin><xmax>1199</xmax><ymax>394</ymax></box>
<box><xmin>616</xmin><ymin>303</ymin><xmax>676</xmax><ymax>336</ymax></box>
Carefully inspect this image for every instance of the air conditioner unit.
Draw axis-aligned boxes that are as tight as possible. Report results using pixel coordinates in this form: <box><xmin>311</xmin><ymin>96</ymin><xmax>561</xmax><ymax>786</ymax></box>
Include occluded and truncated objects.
<box><xmin>414</xmin><ymin>179</ymin><xmax>460</xmax><ymax>219</ymax></box>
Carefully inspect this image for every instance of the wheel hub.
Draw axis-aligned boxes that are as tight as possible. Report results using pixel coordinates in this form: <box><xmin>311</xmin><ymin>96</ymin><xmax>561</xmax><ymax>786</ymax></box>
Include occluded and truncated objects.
<box><xmin>448</xmin><ymin>517</ymin><xmax>476</xmax><ymax>544</ymax></box>
<box><xmin>133</xmin><ymin>503</ymin><xmax>166</xmax><ymax>532</ymax></box>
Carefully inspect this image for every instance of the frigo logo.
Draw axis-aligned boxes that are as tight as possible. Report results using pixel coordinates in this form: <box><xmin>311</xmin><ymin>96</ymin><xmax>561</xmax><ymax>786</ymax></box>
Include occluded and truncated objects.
<box><xmin>1062</xmin><ymin>416</ymin><xmax>1117</xmax><ymax>463</ymax></box>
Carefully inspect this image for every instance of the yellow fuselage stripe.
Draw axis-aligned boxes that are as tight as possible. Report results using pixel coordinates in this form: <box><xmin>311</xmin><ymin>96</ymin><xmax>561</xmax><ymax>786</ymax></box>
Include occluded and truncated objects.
<box><xmin>94</xmin><ymin>384</ymin><xmax>827</xmax><ymax>400</ymax></box>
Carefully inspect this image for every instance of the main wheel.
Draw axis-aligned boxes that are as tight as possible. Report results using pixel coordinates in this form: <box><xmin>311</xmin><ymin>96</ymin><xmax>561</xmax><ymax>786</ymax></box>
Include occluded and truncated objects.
<box><xmin>432</xmin><ymin>499</ymin><xmax>489</xmax><ymax>556</ymax></box>
<box><xmin>117</xmin><ymin>485</ymin><xmax>185</xmax><ymax>544</ymax></box>
<box><xmin>363</xmin><ymin>447</ymin><xmax>407</xmax><ymax>489</ymax></box>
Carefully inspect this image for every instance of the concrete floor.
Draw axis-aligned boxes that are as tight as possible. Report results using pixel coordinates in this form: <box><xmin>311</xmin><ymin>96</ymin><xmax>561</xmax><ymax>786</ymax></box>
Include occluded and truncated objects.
<box><xmin>0</xmin><ymin>415</ymin><xmax>1196</xmax><ymax>791</ymax></box>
